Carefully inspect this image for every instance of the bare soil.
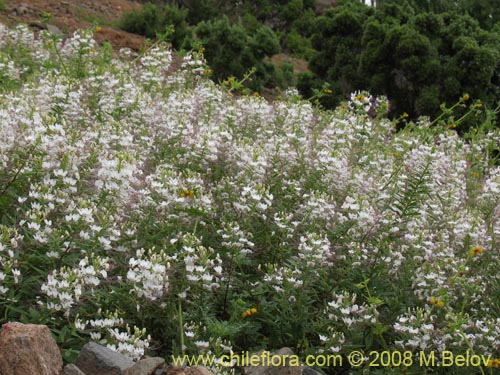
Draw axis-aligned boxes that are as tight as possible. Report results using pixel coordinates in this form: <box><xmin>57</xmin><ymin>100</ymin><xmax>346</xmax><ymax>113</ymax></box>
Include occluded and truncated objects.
<box><xmin>0</xmin><ymin>0</ymin><xmax>309</xmax><ymax>77</ymax></box>
<box><xmin>1</xmin><ymin>0</ymin><xmax>146</xmax><ymax>50</ymax></box>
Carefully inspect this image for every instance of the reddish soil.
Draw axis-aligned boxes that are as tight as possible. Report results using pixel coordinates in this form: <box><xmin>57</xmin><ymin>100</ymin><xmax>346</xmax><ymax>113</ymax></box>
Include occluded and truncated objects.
<box><xmin>1</xmin><ymin>0</ymin><xmax>146</xmax><ymax>50</ymax></box>
<box><xmin>268</xmin><ymin>53</ymin><xmax>309</xmax><ymax>74</ymax></box>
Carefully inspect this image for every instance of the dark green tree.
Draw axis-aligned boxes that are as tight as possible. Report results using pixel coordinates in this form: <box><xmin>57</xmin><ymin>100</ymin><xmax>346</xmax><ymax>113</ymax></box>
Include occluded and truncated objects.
<box><xmin>305</xmin><ymin>1</ymin><xmax>500</xmax><ymax>119</ymax></box>
<box><xmin>120</xmin><ymin>3</ymin><xmax>190</xmax><ymax>49</ymax></box>
<box><xmin>195</xmin><ymin>17</ymin><xmax>280</xmax><ymax>89</ymax></box>
<box><xmin>307</xmin><ymin>1</ymin><xmax>374</xmax><ymax>107</ymax></box>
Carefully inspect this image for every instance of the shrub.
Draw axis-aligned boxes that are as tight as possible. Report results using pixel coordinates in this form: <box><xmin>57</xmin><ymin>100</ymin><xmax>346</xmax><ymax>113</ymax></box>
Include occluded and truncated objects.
<box><xmin>1</xmin><ymin>25</ymin><xmax>500</xmax><ymax>373</ymax></box>
<box><xmin>306</xmin><ymin>1</ymin><xmax>500</xmax><ymax>120</ymax></box>
<box><xmin>120</xmin><ymin>3</ymin><xmax>190</xmax><ymax>49</ymax></box>
<box><xmin>195</xmin><ymin>17</ymin><xmax>281</xmax><ymax>90</ymax></box>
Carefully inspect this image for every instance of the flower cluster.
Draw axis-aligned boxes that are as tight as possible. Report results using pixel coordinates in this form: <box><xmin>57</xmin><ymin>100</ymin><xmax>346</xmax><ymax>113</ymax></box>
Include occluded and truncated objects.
<box><xmin>75</xmin><ymin>311</ymin><xmax>151</xmax><ymax>360</ymax></box>
<box><xmin>1</xmin><ymin>22</ymin><xmax>500</xmax><ymax>367</ymax></box>
<box><xmin>41</xmin><ymin>256</ymin><xmax>109</xmax><ymax>313</ymax></box>
<box><xmin>127</xmin><ymin>248</ymin><xmax>170</xmax><ymax>302</ymax></box>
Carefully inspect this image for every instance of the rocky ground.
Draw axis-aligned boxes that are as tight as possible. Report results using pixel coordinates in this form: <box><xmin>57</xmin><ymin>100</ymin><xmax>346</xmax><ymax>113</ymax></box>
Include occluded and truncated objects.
<box><xmin>0</xmin><ymin>0</ymin><xmax>146</xmax><ymax>50</ymax></box>
<box><xmin>0</xmin><ymin>322</ymin><xmax>322</xmax><ymax>375</ymax></box>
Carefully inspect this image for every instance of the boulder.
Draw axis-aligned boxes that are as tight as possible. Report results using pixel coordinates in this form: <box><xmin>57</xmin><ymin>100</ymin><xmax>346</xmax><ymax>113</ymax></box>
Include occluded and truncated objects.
<box><xmin>76</xmin><ymin>342</ymin><xmax>134</xmax><ymax>375</ymax></box>
<box><xmin>164</xmin><ymin>366</ymin><xmax>185</xmax><ymax>375</ymax></box>
<box><xmin>242</xmin><ymin>348</ymin><xmax>322</xmax><ymax>375</ymax></box>
<box><xmin>124</xmin><ymin>357</ymin><xmax>166</xmax><ymax>375</ymax></box>
<box><xmin>63</xmin><ymin>364</ymin><xmax>86</xmax><ymax>375</ymax></box>
<box><xmin>164</xmin><ymin>366</ymin><xmax>214</xmax><ymax>375</ymax></box>
<box><xmin>243</xmin><ymin>348</ymin><xmax>300</xmax><ymax>375</ymax></box>
<box><xmin>185</xmin><ymin>366</ymin><xmax>214</xmax><ymax>375</ymax></box>
<box><xmin>0</xmin><ymin>322</ymin><xmax>63</xmax><ymax>375</ymax></box>
<box><xmin>47</xmin><ymin>24</ymin><xmax>62</xmax><ymax>35</ymax></box>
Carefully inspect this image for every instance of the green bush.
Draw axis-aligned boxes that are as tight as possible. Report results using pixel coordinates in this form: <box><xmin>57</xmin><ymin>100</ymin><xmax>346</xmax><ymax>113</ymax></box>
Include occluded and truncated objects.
<box><xmin>120</xmin><ymin>3</ymin><xmax>190</xmax><ymax>49</ymax></box>
<box><xmin>304</xmin><ymin>1</ymin><xmax>500</xmax><ymax>120</ymax></box>
<box><xmin>249</xmin><ymin>25</ymin><xmax>280</xmax><ymax>60</ymax></box>
<box><xmin>279</xmin><ymin>0</ymin><xmax>304</xmax><ymax>25</ymax></box>
<box><xmin>286</xmin><ymin>29</ymin><xmax>314</xmax><ymax>59</ymax></box>
<box><xmin>195</xmin><ymin>17</ymin><xmax>281</xmax><ymax>91</ymax></box>
<box><xmin>181</xmin><ymin>0</ymin><xmax>219</xmax><ymax>24</ymax></box>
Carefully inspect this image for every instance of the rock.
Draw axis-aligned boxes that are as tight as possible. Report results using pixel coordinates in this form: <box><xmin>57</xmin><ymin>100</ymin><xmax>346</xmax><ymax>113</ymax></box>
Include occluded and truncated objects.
<box><xmin>243</xmin><ymin>348</ymin><xmax>302</xmax><ymax>375</ymax></box>
<box><xmin>63</xmin><ymin>364</ymin><xmax>86</xmax><ymax>375</ymax></box>
<box><xmin>14</xmin><ymin>3</ymin><xmax>29</xmax><ymax>15</ymax></box>
<box><xmin>124</xmin><ymin>357</ymin><xmax>165</xmax><ymax>375</ymax></box>
<box><xmin>0</xmin><ymin>322</ymin><xmax>63</xmax><ymax>375</ymax></box>
<box><xmin>76</xmin><ymin>342</ymin><xmax>135</xmax><ymax>375</ymax></box>
<box><xmin>185</xmin><ymin>366</ymin><xmax>214</xmax><ymax>375</ymax></box>
<box><xmin>164</xmin><ymin>366</ymin><xmax>185</xmax><ymax>375</ymax></box>
<box><xmin>47</xmin><ymin>24</ymin><xmax>62</xmax><ymax>35</ymax></box>
<box><xmin>301</xmin><ymin>367</ymin><xmax>323</xmax><ymax>375</ymax></box>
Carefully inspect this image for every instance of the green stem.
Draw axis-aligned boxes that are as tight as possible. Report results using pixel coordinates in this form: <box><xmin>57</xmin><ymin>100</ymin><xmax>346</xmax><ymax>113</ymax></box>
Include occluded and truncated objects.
<box><xmin>178</xmin><ymin>298</ymin><xmax>185</xmax><ymax>356</ymax></box>
<box><xmin>460</xmin><ymin>330</ymin><xmax>486</xmax><ymax>375</ymax></box>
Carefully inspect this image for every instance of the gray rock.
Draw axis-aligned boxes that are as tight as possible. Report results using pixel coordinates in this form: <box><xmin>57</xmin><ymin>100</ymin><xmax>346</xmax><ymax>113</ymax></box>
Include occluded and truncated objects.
<box><xmin>76</xmin><ymin>342</ymin><xmax>135</xmax><ymax>375</ymax></box>
<box><xmin>63</xmin><ymin>364</ymin><xmax>86</xmax><ymax>375</ymax></box>
<box><xmin>185</xmin><ymin>367</ymin><xmax>214</xmax><ymax>375</ymax></box>
<box><xmin>15</xmin><ymin>3</ymin><xmax>30</xmax><ymax>15</ymax></box>
<box><xmin>302</xmin><ymin>367</ymin><xmax>323</xmax><ymax>375</ymax></box>
<box><xmin>124</xmin><ymin>357</ymin><xmax>165</xmax><ymax>375</ymax></box>
<box><xmin>243</xmin><ymin>348</ymin><xmax>302</xmax><ymax>375</ymax></box>
<box><xmin>47</xmin><ymin>24</ymin><xmax>62</xmax><ymax>36</ymax></box>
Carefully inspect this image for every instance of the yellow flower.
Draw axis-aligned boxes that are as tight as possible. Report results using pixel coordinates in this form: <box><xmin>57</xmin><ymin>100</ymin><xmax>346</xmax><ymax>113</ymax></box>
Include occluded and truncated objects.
<box><xmin>179</xmin><ymin>189</ymin><xmax>195</xmax><ymax>198</ymax></box>
<box><xmin>436</xmin><ymin>300</ymin><xmax>445</xmax><ymax>308</ymax></box>
<box><xmin>323</xmin><ymin>89</ymin><xmax>332</xmax><ymax>94</ymax></box>
<box><xmin>463</xmin><ymin>94</ymin><xmax>470</xmax><ymax>101</ymax></box>
<box><xmin>95</xmin><ymin>26</ymin><xmax>102</xmax><ymax>32</ymax></box>
<box><xmin>354</xmin><ymin>94</ymin><xmax>365</xmax><ymax>101</ymax></box>
<box><xmin>202</xmin><ymin>68</ymin><xmax>212</xmax><ymax>75</ymax></box>
<box><xmin>253</xmin><ymin>92</ymin><xmax>260</xmax><ymax>97</ymax></box>
<box><xmin>242</xmin><ymin>308</ymin><xmax>257</xmax><ymax>318</ymax></box>
<box><xmin>487</xmin><ymin>359</ymin><xmax>500</xmax><ymax>368</ymax></box>
<box><xmin>470</xmin><ymin>246</ymin><xmax>484</xmax><ymax>256</ymax></box>
<box><xmin>402</xmin><ymin>112</ymin><xmax>409</xmax><ymax>118</ymax></box>
<box><xmin>428</xmin><ymin>297</ymin><xmax>436</xmax><ymax>304</ymax></box>
<box><xmin>448</xmin><ymin>123</ymin><xmax>457</xmax><ymax>129</ymax></box>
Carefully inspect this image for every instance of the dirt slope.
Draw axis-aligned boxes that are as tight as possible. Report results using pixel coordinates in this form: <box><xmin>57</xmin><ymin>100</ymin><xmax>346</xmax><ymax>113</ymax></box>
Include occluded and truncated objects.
<box><xmin>1</xmin><ymin>0</ymin><xmax>146</xmax><ymax>50</ymax></box>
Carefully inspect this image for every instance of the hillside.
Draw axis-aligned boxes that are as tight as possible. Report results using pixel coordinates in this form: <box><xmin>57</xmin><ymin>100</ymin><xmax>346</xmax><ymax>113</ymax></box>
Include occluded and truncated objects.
<box><xmin>0</xmin><ymin>0</ymin><xmax>145</xmax><ymax>50</ymax></box>
<box><xmin>1</xmin><ymin>19</ymin><xmax>500</xmax><ymax>374</ymax></box>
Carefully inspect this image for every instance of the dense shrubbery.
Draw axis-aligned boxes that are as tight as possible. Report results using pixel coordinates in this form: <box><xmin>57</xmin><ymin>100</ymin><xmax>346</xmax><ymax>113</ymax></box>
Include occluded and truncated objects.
<box><xmin>120</xmin><ymin>0</ymin><xmax>500</xmax><ymax>124</ymax></box>
<box><xmin>305</xmin><ymin>0</ymin><xmax>500</xmax><ymax>122</ymax></box>
<box><xmin>194</xmin><ymin>17</ymin><xmax>281</xmax><ymax>90</ymax></box>
<box><xmin>120</xmin><ymin>0</ymin><xmax>320</xmax><ymax>93</ymax></box>
<box><xmin>2</xmin><ymin>23</ymin><xmax>500</xmax><ymax>374</ymax></box>
<box><xmin>120</xmin><ymin>3</ymin><xmax>190</xmax><ymax>49</ymax></box>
